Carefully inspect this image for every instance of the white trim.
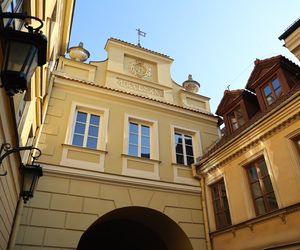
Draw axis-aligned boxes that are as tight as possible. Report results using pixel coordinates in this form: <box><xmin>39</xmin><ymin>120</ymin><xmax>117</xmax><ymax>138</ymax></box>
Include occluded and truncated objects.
<box><xmin>122</xmin><ymin>155</ymin><xmax>160</xmax><ymax>180</ymax></box>
<box><xmin>60</xmin><ymin>144</ymin><xmax>105</xmax><ymax>172</ymax></box>
<box><xmin>65</xmin><ymin>101</ymin><xmax>109</xmax><ymax>151</ymax></box>
<box><xmin>124</xmin><ymin>113</ymin><xmax>159</xmax><ymax>160</ymax></box>
<box><xmin>122</xmin><ymin>113</ymin><xmax>160</xmax><ymax>180</ymax></box>
<box><xmin>170</xmin><ymin>124</ymin><xmax>201</xmax><ymax>166</ymax></box>
<box><xmin>172</xmin><ymin>164</ymin><xmax>199</xmax><ymax>185</ymax></box>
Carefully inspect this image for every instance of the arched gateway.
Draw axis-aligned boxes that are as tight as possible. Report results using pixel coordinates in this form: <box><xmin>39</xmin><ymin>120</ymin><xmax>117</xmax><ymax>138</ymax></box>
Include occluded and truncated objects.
<box><xmin>77</xmin><ymin>206</ymin><xmax>193</xmax><ymax>250</ymax></box>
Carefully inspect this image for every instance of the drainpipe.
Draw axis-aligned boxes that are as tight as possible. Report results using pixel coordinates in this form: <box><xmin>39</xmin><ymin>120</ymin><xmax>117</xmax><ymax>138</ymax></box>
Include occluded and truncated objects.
<box><xmin>200</xmin><ymin>175</ymin><xmax>212</xmax><ymax>250</ymax></box>
<box><xmin>192</xmin><ymin>165</ymin><xmax>211</xmax><ymax>250</ymax></box>
<box><xmin>7</xmin><ymin>199</ymin><xmax>24</xmax><ymax>250</ymax></box>
<box><xmin>6</xmin><ymin>97</ymin><xmax>24</xmax><ymax>249</ymax></box>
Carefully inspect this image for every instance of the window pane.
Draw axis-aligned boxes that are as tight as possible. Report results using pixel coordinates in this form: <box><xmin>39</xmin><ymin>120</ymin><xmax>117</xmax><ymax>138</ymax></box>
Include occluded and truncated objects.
<box><xmin>87</xmin><ymin>137</ymin><xmax>97</xmax><ymax>149</ymax></box>
<box><xmin>258</xmin><ymin>160</ymin><xmax>268</xmax><ymax>177</ymax></box>
<box><xmin>72</xmin><ymin>134</ymin><xmax>84</xmax><ymax>146</ymax></box>
<box><xmin>90</xmin><ymin>115</ymin><xmax>100</xmax><ymax>125</ymax></box>
<box><xmin>141</xmin><ymin>125</ymin><xmax>150</xmax><ymax>136</ymax></box>
<box><xmin>141</xmin><ymin>147</ymin><xmax>150</xmax><ymax>158</ymax></box>
<box><xmin>263</xmin><ymin>85</ymin><xmax>274</xmax><ymax>105</ymax></box>
<box><xmin>184</xmin><ymin>135</ymin><xmax>193</xmax><ymax>146</ymax></box>
<box><xmin>272</xmin><ymin>79</ymin><xmax>282</xmax><ymax>97</ymax></box>
<box><xmin>129</xmin><ymin>122</ymin><xmax>138</xmax><ymax>133</ymax></box>
<box><xmin>175</xmin><ymin>133</ymin><xmax>182</xmax><ymax>144</ymax></box>
<box><xmin>214</xmin><ymin>200</ymin><xmax>222</xmax><ymax>212</ymax></box>
<box><xmin>263</xmin><ymin>176</ymin><xmax>274</xmax><ymax>193</ymax></box>
<box><xmin>176</xmin><ymin>154</ymin><xmax>184</xmax><ymax>164</ymax></box>
<box><xmin>76</xmin><ymin>112</ymin><xmax>87</xmax><ymax>122</ymax></box>
<box><xmin>175</xmin><ymin>143</ymin><xmax>183</xmax><ymax>154</ymax></box>
<box><xmin>251</xmin><ymin>182</ymin><xmax>262</xmax><ymax>198</ymax></box>
<box><xmin>217</xmin><ymin>213</ymin><xmax>225</xmax><ymax>228</ymax></box>
<box><xmin>88</xmin><ymin>125</ymin><xmax>99</xmax><ymax>137</ymax></box>
<box><xmin>236</xmin><ymin>109</ymin><xmax>245</xmax><ymax>126</ymax></box>
<box><xmin>129</xmin><ymin>145</ymin><xmax>138</xmax><ymax>156</ymax></box>
<box><xmin>222</xmin><ymin>196</ymin><xmax>229</xmax><ymax>210</ymax></box>
<box><xmin>267</xmin><ymin>193</ymin><xmax>278</xmax><ymax>210</ymax></box>
<box><xmin>74</xmin><ymin>123</ymin><xmax>85</xmax><ymax>134</ymax></box>
<box><xmin>129</xmin><ymin>133</ymin><xmax>138</xmax><ymax>145</ymax></box>
<box><xmin>255</xmin><ymin>198</ymin><xmax>266</xmax><ymax>215</ymax></box>
<box><xmin>141</xmin><ymin>136</ymin><xmax>150</xmax><ymax>147</ymax></box>
<box><xmin>186</xmin><ymin>145</ymin><xmax>194</xmax><ymax>156</ymax></box>
<box><xmin>225</xmin><ymin>211</ymin><xmax>232</xmax><ymax>225</ymax></box>
<box><xmin>263</xmin><ymin>85</ymin><xmax>272</xmax><ymax>96</ymax></box>
<box><xmin>248</xmin><ymin>167</ymin><xmax>258</xmax><ymax>182</ymax></box>
<box><xmin>186</xmin><ymin>156</ymin><xmax>194</xmax><ymax>165</ymax></box>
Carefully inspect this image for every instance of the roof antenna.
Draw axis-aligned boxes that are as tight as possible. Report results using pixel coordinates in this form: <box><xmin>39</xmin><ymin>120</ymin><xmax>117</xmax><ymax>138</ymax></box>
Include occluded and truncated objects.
<box><xmin>136</xmin><ymin>28</ymin><xmax>146</xmax><ymax>47</ymax></box>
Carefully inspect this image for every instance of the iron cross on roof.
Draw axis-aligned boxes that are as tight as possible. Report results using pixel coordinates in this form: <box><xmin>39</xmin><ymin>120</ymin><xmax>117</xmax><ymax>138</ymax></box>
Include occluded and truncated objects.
<box><xmin>136</xmin><ymin>28</ymin><xmax>146</xmax><ymax>47</ymax></box>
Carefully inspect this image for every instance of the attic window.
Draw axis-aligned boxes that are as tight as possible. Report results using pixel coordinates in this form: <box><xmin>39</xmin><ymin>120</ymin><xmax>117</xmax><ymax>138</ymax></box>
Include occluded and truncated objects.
<box><xmin>263</xmin><ymin>78</ymin><xmax>282</xmax><ymax>105</ymax></box>
<box><xmin>228</xmin><ymin>106</ymin><xmax>245</xmax><ymax>132</ymax></box>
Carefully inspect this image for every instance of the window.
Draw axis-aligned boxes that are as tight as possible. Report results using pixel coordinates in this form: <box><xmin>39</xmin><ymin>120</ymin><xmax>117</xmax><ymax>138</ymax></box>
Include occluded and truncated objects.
<box><xmin>228</xmin><ymin>106</ymin><xmax>245</xmax><ymax>131</ymax></box>
<box><xmin>211</xmin><ymin>179</ymin><xmax>232</xmax><ymax>229</ymax></box>
<box><xmin>71</xmin><ymin>111</ymin><xmax>100</xmax><ymax>149</ymax></box>
<box><xmin>263</xmin><ymin>78</ymin><xmax>282</xmax><ymax>105</ymax></box>
<box><xmin>174</xmin><ymin>132</ymin><xmax>194</xmax><ymax>165</ymax></box>
<box><xmin>293</xmin><ymin>135</ymin><xmax>300</xmax><ymax>156</ymax></box>
<box><xmin>246</xmin><ymin>157</ymin><xmax>278</xmax><ymax>215</ymax></box>
<box><xmin>128</xmin><ymin>122</ymin><xmax>150</xmax><ymax>158</ymax></box>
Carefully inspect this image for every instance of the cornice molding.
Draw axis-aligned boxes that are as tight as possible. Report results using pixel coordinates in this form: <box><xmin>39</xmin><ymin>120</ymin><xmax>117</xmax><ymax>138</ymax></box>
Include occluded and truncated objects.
<box><xmin>39</xmin><ymin>163</ymin><xmax>201</xmax><ymax>194</ymax></box>
<box><xmin>198</xmin><ymin>99</ymin><xmax>300</xmax><ymax>174</ymax></box>
<box><xmin>53</xmin><ymin>73</ymin><xmax>218</xmax><ymax>122</ymax></box>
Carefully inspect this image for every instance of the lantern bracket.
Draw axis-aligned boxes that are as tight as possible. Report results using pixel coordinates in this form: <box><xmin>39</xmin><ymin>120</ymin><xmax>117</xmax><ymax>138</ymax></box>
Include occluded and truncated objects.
<box><xmin>0</xmin><ymin>12</ymin><xmax>44</xmax><ymax>33</ymax></box>
<box><xmin>0</xmin><ymin>143</ymin><xmax>41</xmax><ymax>176</ymax></box>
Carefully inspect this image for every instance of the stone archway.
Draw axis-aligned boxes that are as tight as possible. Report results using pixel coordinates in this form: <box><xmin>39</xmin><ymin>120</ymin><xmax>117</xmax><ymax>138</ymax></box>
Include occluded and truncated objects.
<box><xmin>77</xmin><ymin>206</ymin><xmax>193</xmax><ymax>250</ymax></box>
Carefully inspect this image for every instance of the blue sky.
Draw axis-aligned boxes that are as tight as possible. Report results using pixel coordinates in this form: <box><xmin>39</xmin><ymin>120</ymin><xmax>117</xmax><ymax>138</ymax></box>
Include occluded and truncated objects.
<box><xmin>70</xmin><ymin>1</ymin><xmax>300</xmax><ymax>113</ymax></box>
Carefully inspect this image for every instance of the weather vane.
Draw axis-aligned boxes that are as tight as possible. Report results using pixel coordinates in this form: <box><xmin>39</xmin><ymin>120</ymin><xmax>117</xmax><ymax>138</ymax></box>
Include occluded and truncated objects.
<box><xmin>136</xmin><ymin>28</ymin><xmax>146</xmax><ymax>47</ymax></box>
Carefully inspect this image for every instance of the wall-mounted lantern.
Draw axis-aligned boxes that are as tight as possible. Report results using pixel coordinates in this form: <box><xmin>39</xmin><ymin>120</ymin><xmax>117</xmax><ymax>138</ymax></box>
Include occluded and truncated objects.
<box><xmin>0</xmin><ymin>12</ymin><xmax>47</xmax><ymax>96</ymax></box>
<box><xmin>0</xmin><ymin>143</ymin><xmax>43</xmax><ymax>203</ymax></box>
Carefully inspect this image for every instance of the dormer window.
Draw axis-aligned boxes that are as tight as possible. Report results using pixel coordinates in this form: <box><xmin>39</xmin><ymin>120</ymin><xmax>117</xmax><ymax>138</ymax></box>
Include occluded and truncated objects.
<box><xmin>228</xmin><ymin>106</ymin><xmax>245</xmax><ymax>132</ymax></box>
<box><xmin>263</xmin><ymin>78</ymin><xmax>282</xmax><ymax>105</ymax></box>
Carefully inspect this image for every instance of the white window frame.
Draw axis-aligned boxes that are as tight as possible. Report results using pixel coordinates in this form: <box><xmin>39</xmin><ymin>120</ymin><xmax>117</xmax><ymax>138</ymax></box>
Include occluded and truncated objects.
<box><xmin>174</xmin><ymin>131</ymin><xmax>195</xmax><ymax>165</ymax></box>
<box><xmin>123</xmin><ymin>114</ymin><xmax>159</xmax><ymax>160</ymax></box>
<box><xmin>171</xmin><ymin>125</ymin><xmax>201</xmax><ymax>166</ymax></box>
<box><xmin>128</xmin><ymin>122</ymin><xmax>151</xmax><ymax>158</ymax></box>
<box><xmin>71</xmin><ymin>110</ymin><xmax>100</xmax><ymax>149</ymax></box>
<box><xmin>65</xmin><ymin>102</ymin><xmax>109</xmax><ymax>151</ymax></box>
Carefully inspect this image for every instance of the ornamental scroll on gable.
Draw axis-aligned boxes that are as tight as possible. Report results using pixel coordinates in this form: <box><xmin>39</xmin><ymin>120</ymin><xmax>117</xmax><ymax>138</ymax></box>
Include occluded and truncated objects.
<box><xmin>130</xmin><ymin>59</ymin><xmax>152</xmax><ymax>78</ymax></box>
<box><xmin>124</xmin><ymin>56</ymin><xmax>156</xmax><ymax>81</ymax></box>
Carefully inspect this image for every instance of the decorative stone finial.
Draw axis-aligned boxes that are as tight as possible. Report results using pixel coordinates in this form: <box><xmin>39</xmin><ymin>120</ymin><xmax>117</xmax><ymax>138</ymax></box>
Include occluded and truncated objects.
<box><xmin>182</xmin><ymin>74</ymin><xmax>200</xmax><ymax>93</ymax></box>
<box><xmin>68</xmin><ymin>42</ymin><xmax>90</xmax><ymax>62</ymax></box>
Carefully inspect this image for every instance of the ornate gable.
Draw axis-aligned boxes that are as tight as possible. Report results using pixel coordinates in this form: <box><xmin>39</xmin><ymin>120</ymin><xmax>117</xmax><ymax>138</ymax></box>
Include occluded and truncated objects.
<box><xmin>246</xmin><ymin>56</ymin><xmax>285</xmax><ymax>91</ymax></box>
<box><xmin>216</xmin><ymin>89</ymin><xmax>244</xmax><ymax>116</ymax></box>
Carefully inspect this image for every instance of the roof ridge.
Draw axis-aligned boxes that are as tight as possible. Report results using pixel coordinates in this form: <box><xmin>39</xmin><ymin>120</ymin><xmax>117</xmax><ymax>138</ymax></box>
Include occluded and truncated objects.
<box><xmin>54</xmin><ymin>73</ymin><xmax>216</xmax><ymax>118</ymax></box>
<box><xmin>108</xmin><ymin>37</ymin><xmax>173</xmax><ymax>60</ymax></box>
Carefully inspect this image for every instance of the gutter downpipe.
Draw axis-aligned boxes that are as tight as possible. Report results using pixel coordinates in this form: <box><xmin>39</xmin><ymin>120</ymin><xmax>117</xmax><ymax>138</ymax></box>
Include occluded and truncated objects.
<box><xmin>192</xmin><ymin>165</ymin><xmax>212</xmax><ymax>250</ymax></box>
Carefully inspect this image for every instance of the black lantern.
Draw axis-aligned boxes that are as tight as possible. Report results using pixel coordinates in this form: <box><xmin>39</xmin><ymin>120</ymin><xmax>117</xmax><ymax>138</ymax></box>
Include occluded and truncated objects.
<box><xmin>19</xmin><ymin>163</ymin><xmax>43</xmax><ymax>203</ymax></box>
<box><xmin>0</xmin><ymin>13</ymin><xmax>47</xmax><ymax>96</ymax></box>
<box><xmin>0</xmin><ymin>143</ymin><xmax>43</xmax><ymax>203</ymax></box>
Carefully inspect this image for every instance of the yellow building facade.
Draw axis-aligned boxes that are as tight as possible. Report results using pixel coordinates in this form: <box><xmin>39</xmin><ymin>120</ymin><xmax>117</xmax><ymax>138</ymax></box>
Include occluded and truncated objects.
<box><xmin>195</xmin><ymin>55</ymin><xmax>300</xmax><ymax>249</ymax></box>
<box><xmin>0</xmin><ymin>0</ymin><xmax>75</xmax><ymax>249</ymax></box>
<box><xmin>14</xmin><ymin>38</ymin><xmax>219</xmax><ymax>249</ymax></box>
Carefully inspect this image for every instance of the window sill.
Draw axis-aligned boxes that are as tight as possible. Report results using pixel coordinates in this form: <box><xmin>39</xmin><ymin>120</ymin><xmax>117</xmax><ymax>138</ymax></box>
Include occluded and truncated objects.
<box><xmin>62</xmin><ymin>143</ymin><xmax>108</xmax><ymax>154</ymax></box>
<box><xmin>210</xmin><ymin>202</ymin><xmax>300</xmax><ymax>237</ymax></box>
<box><xmin>172</xmin><ymin>162</ymin><xmax>191</xmax><ymax>168</ymax></box>
<box><xmin>121</xmin><ymin>154</ymin><xmax>161</xmax><ymax>164</ymax></box>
